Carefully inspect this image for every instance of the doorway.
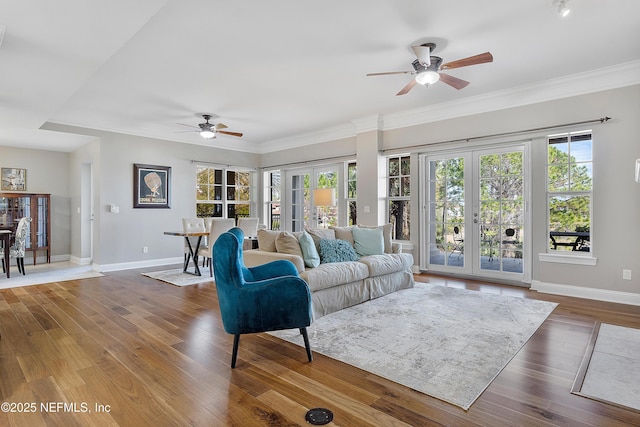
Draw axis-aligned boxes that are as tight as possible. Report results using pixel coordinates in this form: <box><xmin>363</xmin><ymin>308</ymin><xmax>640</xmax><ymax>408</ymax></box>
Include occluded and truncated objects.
<box><xmin>421</xmin><ymin>144</ymin><xmax>529</xmax><ymax>282</ymax></box>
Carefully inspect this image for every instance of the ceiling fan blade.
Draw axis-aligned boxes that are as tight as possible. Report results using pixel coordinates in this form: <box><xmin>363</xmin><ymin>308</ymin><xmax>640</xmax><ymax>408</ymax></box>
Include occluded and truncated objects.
<box><xmin>214</xmin><ymin>123</ymin><xmax>228</xmax><ymax>130</ymax></box>
<box><xmin>396</xmin><ymin>79</ymin><xmax>417</xmax><ymax>96</ymax></box>
<box><xmin>367</xmin><ymin>71</ymin><xmax>412</xmax><ymax>76</ymax></box>
<box><xmin>441</xmin><ymin>52</ymin><xmax>493</xmax><ymax>70</ymax></box>
<box><xmin>176</xmin><ymin>123</ymin><xmax>198</xmax><ymax>129</ymax></box>
<box><xmin>438</xmin><ymin>73</ymin><xmax>470</xmax><ymax>90</ymax></box>
<box><xmin>411</xmin><ymin>45</ymin><xmax>431</xmax><ymax>66</ymax></box>
<box><xmin>218</xmin><ymin>130</ymin><xmax>243</xmax><ymax>137</ymax></box>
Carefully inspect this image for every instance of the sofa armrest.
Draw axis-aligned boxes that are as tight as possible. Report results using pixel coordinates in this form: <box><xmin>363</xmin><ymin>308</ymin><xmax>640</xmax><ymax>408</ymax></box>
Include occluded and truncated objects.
<box><xmin>243</xmin><ymin>249</ymin><xmax>306</xmax><ymax>274</ymax></box>
<box><xmin>391</xmin><ymin>242</ymin><xmax>402</xmax><ymax>254</ymax></box>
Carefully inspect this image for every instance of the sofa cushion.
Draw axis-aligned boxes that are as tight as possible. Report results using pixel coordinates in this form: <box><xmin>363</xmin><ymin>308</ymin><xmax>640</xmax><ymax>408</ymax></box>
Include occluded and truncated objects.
<box><xmin>275</xmin><ymin>231</ymin><xmax>303</xmax><ymax>257</ymax></box>
<box><xmin>300</xmin><ymin>261</ymin><xmax>369</xmax><ymax>292</ymax></box>
<box><xmin>319</xmin><ymin>238</ymin><xmax>359</xmax><ymax>263</ymax></box>
<box><xmin>329</xmin><ymin>225</ymin><xmax>355</xmax><ymax>246</ymax></box>
<box><xmin>352</xmin><ymin>226</ymin><xmax>385</xmax><ymax>256</ymax></box>
<box><xmin>358</xmin><ymin>253</ymin><xmax>413</xmax><ymax>276</ymax></box>
<box><xmin>359</xmin><ymin>223</ymin><xmax>393</xmax><ymax>254</ymax></box>
<box><xmin>257</xmin><ymin>229</ymin><xmax>279</xmax><ymax>252</ymax></box>
<box><xmin>306</xmin><ymin>228</ymin><xmax>335</xmax><ymax>251</ymax></box>
<box><xmin>299</xmin><ymin>230</ymin><xmax>320</xmax><ymax>268</ymax></box>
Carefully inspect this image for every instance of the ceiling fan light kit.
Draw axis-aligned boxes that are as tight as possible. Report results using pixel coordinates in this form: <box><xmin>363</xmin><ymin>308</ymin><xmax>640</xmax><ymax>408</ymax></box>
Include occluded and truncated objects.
<box><xmin>176</xmin><ymin>113</ymin><xmax>243</xmax><ymax>140</ymax></box>
<box><xmin>415</xmin><ymin>70</ymin><xmax>440</xmax><ymax>85</ymax></box>
<box><xmin>200</xmin><ymin>130</ymin><xmax>215</xmax><ymax>139</ymax></box>
<box><xmin>367</xmin><ymin>42</ymin><xmax>493</xmax><ymax>96</ymax></box>
<box><xmin>554</xmin><ymin>0</ymin><xmax>571</xmax><ymax>17</ymax></box>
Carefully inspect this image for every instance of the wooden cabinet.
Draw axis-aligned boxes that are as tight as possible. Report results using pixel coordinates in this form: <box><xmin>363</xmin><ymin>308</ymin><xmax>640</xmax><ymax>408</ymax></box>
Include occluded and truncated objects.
<box><xmin>0</xmin><ymin>193</ymin><xmax>50</xmax><ymax>264</ymax></box>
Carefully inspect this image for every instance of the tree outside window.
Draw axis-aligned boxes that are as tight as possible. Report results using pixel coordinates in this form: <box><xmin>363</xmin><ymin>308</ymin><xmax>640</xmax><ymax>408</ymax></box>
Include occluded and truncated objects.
<box><xmin>547</xmin><ymin>132</ymin><xmax>592</xmax><ymax>252</ymax></box>
<box><xmin>347</xmin><ymin>162</ymin><xmax>357</xmax><ymax>226</ymax></box>
<box><xmin>388</xmin><ymin>155</ymin><xmax>410</xmax><ymax>240</ymax></box>
<box><xmin>196</xmin><ymin>166</ymin><xmax>253</xmax><ymax>220</ymax></box>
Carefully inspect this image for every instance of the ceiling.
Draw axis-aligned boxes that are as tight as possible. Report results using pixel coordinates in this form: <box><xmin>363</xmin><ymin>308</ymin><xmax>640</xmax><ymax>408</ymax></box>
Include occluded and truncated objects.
<box><xmin>1</xmin><ymin>0</ymin><xmax>639</xmax><ymax>154</ymax></box>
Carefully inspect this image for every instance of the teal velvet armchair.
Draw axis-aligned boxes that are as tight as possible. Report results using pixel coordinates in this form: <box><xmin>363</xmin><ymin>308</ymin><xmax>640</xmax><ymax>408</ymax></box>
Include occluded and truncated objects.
<box><xmin>213</xmin><ymin>227</ymin><xmax>313</xmax><ymax>368</ymax></box>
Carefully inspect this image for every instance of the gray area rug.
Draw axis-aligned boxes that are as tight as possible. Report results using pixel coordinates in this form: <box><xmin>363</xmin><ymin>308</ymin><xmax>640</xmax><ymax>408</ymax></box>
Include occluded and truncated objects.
<box><xmin>141</xmin><ymin>268</ymin><xmax>213</xmax><ymax>286</ymax></box>
<box><xmin>270</xmin><ymin>282</ymin><xmax>557</xmax><ymax>410</ymax></box>
<box><xmin>572</xmin><ymin>323</ymin><xmax>640</xmax><ymax>412</ymax></box>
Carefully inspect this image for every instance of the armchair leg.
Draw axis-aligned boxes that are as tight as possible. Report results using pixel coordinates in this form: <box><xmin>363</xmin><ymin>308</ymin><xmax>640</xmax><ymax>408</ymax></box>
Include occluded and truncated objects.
<box><xmin>231</xmin><ymin>334</ymin><xmax>240</xmax><ymax>368</ymax></box>
<box><xmin>19</xmin><ymin>258</ymin><xmax>25</xmax><ymax>275</ymax></box>
<box><xmin>300</xmin><ymin>327</ymin><xmax>313</xmax><ymax>362</ymax></box>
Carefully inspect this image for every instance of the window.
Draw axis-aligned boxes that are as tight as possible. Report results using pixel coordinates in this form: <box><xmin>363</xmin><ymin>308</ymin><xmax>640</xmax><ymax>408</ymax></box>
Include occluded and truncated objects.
<box><xmin>547</xmin><ymin>131</ymin><xmax>592</xmax><ymax>252</ymax></box>
<box><xmin>196</xmin><ymin>166</ymin><xmax>253</xmax><ymax>220</ymax></box>
<box><xmin>347</xmin><ymin>162</ymin><xmax>357</xmax><ymax>226</ymax></box>
<box><xmin>388</xmin><ymin>155</ymin><xmax>410</xmax><ymax>240</ymax></box>
<box><xmin>265</xmin><ymin>170</ymin><xmax>281</xmax><ymax>230</ymax></box>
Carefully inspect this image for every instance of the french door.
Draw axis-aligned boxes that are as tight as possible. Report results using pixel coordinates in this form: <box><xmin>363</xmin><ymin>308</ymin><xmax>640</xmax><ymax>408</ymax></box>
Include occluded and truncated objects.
<box><xmin>285</xmin><ymin>166</ymin><xmax>339</xmax><ymax>231</ymax></box>
<box><xmin>421</xmin><ymin>144</ymin><xmax>529</xmax><ymax>281</ymax></box>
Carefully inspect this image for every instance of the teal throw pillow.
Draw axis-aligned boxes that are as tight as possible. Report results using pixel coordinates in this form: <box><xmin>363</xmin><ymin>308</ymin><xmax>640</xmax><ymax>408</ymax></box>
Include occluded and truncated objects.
<box><xmin>298</xmin><ymin>230</ymin><xmax>320</xmax><ymax>268</ymax></box>
<box><xmin>319</xmin><ymin>238</ymin><xmax>359</xmax><ymax>263</ymax></box>
<box><xmin>351</xmin><ymin>226</ymin><xmax>385</xmax><ymax>256</ymax></box>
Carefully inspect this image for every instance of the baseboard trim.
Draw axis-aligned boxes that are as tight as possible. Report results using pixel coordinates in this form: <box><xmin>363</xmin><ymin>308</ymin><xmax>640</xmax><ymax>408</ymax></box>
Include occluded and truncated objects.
<box><xmin>96</xmin><ymin>257</ymin><xmax>182</xmax><ymax>272</ymax></box>
<box><xmin>531</xmin><ymin>280</ymin><xmax>640</xmax><ymax>306</ymax></box>
<box><xmin>69</xmin><ymin>255</ymin><xmax>92</xmax><ymax>265</ymax></box>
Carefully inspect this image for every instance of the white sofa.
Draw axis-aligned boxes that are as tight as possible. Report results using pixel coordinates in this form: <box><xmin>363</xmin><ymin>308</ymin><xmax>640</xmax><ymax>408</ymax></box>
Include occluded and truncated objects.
<box><xmin>243</xmin><ymin>225</ymin><xmax>414</xmax><ymax>319</ymax></box>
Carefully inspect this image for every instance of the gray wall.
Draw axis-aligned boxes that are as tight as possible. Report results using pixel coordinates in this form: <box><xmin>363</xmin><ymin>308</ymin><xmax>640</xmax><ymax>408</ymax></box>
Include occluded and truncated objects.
<box><xmin>2</xmin><ymin>84</ymin><xmax>638</xmax><ymax>298</ymax></box>
<box><xmin>260</xmin><ymin>85</ymin><xmax>640</xmax><ymax>295</ymax></box>
<box><xmin>0</xmin><ymin>146</ymin><xmax>71</xmax><ymax>261</ymax></box>
<box><xmin>91</xmin><ymin>132</ymin><xmax>259</xmax><ymax>267</ymax></box>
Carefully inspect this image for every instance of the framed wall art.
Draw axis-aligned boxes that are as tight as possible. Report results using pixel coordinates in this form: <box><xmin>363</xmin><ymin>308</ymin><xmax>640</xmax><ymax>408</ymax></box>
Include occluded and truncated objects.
<box><xmin>133</xmin><ymin>163</ymin><xmax>171</xmax><ymax>208</ymax></box>
<box><xmin>1</xmin><ymin>168</ymin><xmax>27</xmax><ymax>191</ymax></box>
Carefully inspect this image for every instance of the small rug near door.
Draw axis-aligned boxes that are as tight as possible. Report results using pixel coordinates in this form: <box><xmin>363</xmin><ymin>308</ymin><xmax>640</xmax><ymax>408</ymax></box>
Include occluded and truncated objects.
<box><xmin>572</xmin><ymin>323</ymin><xmax>640</xmax><ymax>412</ymax></box>
<box><xmin>270</xmin><ymin>282</ymin><xmax>557</xmax><ymax>410</ymax></box>
<box><xmin>141</xmin><ymin>269</ymin><xmax>213</xmax><ymax>287</ymax></box>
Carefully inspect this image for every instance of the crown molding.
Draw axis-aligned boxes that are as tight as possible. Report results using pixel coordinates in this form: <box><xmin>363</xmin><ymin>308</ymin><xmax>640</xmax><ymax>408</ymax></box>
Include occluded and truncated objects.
<box><xmin>256</xmin><ymin>121</ymin><xmax>357</xmax><ymax>154</ymax></box>
<box><xmin>260</xmin><ymin>60</ymin><xmax>640</xmax><ymax>153</ymax></box>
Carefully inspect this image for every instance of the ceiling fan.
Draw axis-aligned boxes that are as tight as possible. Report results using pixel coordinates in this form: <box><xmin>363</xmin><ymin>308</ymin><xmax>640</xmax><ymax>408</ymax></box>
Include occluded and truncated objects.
<box><xmin>367</xmin><ymin>42</ymin><xmax>493</xmax><ymax>96</ymax></box>
<box><xmin>177</xmin><ymin>114</ymin><xmax>243</xmax><ymax>139</ymax></box>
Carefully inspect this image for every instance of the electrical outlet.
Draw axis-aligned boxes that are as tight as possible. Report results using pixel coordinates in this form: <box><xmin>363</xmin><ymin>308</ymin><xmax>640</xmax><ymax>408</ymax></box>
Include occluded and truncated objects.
<box><xmin>623</xmin><ymin>269</ymin><xmax>631</xmax><ymax>280</ymax></box>
<box><xmin>143</xmin><ymin>246</ymin><xmax>148</xmax><ymax>254</ymax></box>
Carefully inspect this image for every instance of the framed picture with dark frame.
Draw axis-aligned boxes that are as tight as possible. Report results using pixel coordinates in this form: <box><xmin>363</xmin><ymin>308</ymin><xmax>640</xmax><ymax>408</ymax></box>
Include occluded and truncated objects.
<box><xmin>133</xmin><ymin>163</ymin><xmax>171</xmax><ymax>208</ymax></box>
<box><xmin>1</xmin><ymin>168</ymin><xmax>27</xmax><ymax>191</ymax></box>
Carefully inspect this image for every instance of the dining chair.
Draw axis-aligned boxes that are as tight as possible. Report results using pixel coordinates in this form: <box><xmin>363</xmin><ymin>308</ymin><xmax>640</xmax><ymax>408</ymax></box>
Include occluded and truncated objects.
<box><xmin>198</xmin><ymin>218</ymin><xmax>235</xmax><ymax>276</ymax></box>
<box><xmin>449</xmin><ymin>225</ymin><xmax>464</xmax><ymax>259</ymax></box>
<box><xmin>0</xmin><ymin>217</ymin><xmax>32</xmax><ymax>275</ymax></box>
<box><xmin>237</xmin><ymin>217</ymin><xmax>259</xmax><ymax>238</ymax></box>
<box><xmin>182</xmin><ymin>217</ymin><xmax>206</xmax><ymax>267</ymax></box>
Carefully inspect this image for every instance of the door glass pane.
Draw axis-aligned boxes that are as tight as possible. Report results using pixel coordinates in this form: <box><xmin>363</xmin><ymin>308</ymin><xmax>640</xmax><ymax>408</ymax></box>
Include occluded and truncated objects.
<box><xmin>291</xmin><ymin>174</ymin><xmax>309</xmax><ymax>232</ymax></box>
<box><xmin>427</xmin><ymin>157</ymin><xmax>464</xmax><ymax>268</ymax></box>
<box><xmin>478</xmin><ymin>151</ymin><xmax>523</xmax><ymax>273</ymax></box>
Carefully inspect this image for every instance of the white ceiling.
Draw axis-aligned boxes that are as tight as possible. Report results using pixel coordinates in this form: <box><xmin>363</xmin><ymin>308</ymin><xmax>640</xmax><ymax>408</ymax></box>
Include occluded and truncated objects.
<box><xmin>1</xmin><ymin>0</ymin><xmax>639</xmax><ymax>154</ymax></box>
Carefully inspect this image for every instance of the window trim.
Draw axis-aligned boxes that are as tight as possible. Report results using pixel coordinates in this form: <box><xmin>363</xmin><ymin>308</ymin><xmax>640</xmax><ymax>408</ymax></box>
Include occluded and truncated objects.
<box><xmin>387</xmin><ymin>154</ymin><xmax>411</xmax><ymax>241</ymax></box>
<box><xmin>196</xmin><ymin>165</ymin><xmax>255</xmax><ymax>219</ymax></box>
<box><xmin>544</xmin><ymin>130</ymin><xmax>595</xmax><ymax>262</ymax></box>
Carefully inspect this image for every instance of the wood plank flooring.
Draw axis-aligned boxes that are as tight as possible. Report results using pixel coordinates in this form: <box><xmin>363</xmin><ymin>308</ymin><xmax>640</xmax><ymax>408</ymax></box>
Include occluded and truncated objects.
<box><xmin>0</xmin><ymin>268</ymin><xmax>639</xmax><ymax>426</ymax></box>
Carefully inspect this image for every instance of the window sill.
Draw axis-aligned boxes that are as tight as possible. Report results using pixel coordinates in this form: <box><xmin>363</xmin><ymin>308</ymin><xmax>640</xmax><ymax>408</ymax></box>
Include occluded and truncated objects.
<box><xmin>538</xmin><ymin>252</ymin><xmax>597</xmax><ymax>266</ymax></box>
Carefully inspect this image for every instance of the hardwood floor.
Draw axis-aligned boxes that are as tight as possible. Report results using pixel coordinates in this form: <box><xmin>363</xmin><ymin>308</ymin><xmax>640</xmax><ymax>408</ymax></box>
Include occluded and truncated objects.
<box><xmin>0</xmin><ymin>268</ymin><xmax>639</xmax><ymax>426</ymax></box>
